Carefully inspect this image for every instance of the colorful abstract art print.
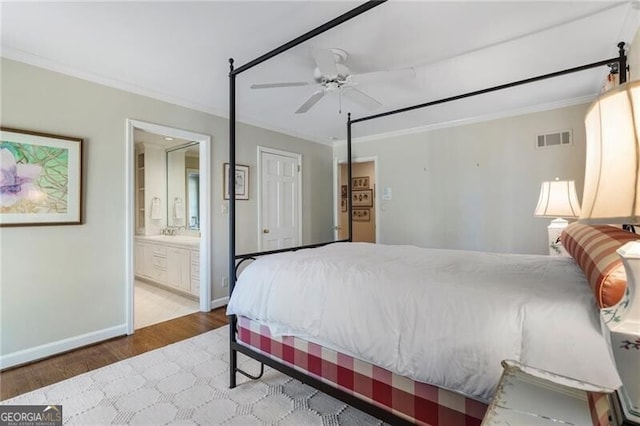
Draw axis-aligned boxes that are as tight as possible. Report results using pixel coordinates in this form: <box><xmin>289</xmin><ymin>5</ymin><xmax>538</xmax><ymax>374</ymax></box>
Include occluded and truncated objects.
<box><xmin>0</xmin><ymin>127</ymin><xmax>83</xmax><ymax>226</ymax></box>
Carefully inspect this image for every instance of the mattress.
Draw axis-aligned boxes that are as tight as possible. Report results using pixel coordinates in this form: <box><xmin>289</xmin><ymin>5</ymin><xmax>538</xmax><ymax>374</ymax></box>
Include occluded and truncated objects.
<box><xmin>227</xmin><ymin>242</ymin><xmax>621</xmax><ymax>402</ymax></box>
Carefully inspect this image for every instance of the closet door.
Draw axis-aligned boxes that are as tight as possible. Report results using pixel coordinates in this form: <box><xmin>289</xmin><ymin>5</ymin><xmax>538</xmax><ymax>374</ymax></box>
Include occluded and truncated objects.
<box><xmin>259</xmin><ymin>147</ymin><xmax>301</xmax><ymax>251</ymax></box>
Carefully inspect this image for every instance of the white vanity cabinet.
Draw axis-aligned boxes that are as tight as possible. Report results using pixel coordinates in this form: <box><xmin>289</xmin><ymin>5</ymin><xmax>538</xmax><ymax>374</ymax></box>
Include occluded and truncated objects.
<box><xmin>135</xmin><ymin>242</ymin><xmax>146</xmax><ymax>276</ymax></box>
<box><xmin>149</xmin><ymin>244</ymin><xmax>168</xmax><ymax>283</ymax></box>
<box><xmin>166</xmin><ymin>246</ymin><xmax>190</xmax><ymax>292</ymax></box>
<box><xmin>135</xmin><ymin>237</ymin><xmax>200</xmax><ymax>297</ymax></box>
<box><xmin>190</xmin><ymin>250</ymin><xmax>200</xmax><ymax>296</ymax></box>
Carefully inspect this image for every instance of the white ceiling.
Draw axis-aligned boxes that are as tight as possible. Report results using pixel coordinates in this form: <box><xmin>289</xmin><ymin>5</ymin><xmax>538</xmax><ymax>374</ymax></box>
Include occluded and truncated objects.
<box><xmin>2</xmin><ymin>1</ymin><xmax>639</xmax><ymax>145</ymax></box>
<box><xmin>134</xmin><ymin>128</ymin><xmax>193</xmax><ymax>149</ymax></box>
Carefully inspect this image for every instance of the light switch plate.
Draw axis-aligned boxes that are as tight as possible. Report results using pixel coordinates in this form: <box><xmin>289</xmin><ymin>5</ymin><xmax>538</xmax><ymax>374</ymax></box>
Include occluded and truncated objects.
<box><xmin>382</xmin><ymin>187</ymin><xmax>392</xmax><ymax>200</ymax></box>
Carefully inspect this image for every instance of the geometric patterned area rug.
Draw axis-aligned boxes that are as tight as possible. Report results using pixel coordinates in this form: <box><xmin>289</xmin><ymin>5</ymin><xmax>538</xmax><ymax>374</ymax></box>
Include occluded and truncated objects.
<box><xmin>0</xmin><ymin>325</ymin><xmax>387</xmax><ymax>425</ymax></box>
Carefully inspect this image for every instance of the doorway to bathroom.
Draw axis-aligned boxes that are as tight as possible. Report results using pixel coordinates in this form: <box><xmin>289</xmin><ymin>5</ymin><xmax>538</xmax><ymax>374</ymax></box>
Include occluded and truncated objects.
<box><xmin>126</xmin><ymin>120</ymin><xmax>211</xmax><ymax>334</ymax></box>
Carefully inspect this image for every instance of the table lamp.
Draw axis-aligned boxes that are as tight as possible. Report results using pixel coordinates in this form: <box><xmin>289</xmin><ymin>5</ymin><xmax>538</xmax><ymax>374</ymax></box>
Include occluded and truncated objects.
<box><xmin>534</xmin><ymin>178</ymin><xmax>581</xmax><ymax>256</ymax></box>
<box><xmin>580</xmin><ymin>79</ymin><xmax>640</xmax><ymax>424</ymax></box>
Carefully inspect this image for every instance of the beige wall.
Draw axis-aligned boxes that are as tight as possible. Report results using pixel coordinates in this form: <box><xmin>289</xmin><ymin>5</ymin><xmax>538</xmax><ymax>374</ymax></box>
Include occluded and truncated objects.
<box><xmin>333</xmin><ymin>30</ymin><xmax>640</xmax><ymax>256</ymax></box>
<box><xmin>0</xmin><ymin>59</ymin><xmax>333</xmax><ymax>360</ymax></box>
<box><xmin>336</xmin><ymin>103</ymin><xmax>590</xmax><ymax>255</ymax></box>
<box><xmin>186</xmin><ymin>155</ymin><xmax>199</xmax><ymax>170</ymax></box>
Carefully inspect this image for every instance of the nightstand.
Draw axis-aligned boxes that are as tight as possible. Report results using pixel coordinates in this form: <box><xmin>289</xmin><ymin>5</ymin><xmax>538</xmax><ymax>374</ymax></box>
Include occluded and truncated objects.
<box><xmin>482</xmin><ymin>360</ymin><xmax>612</xmax><ymax>425</ymax></box>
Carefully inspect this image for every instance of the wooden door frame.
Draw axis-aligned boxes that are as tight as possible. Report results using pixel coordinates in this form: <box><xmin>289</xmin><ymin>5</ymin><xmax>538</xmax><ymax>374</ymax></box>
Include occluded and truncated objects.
<box><xmin>257</xmin><ymin>146</ymin><xmax>302</xmax><ymax>251</ymax></box>
<box><xmin>125</xmin><ymin>119</ymin><xmax>212</xmax><ymax>335</ymax></box>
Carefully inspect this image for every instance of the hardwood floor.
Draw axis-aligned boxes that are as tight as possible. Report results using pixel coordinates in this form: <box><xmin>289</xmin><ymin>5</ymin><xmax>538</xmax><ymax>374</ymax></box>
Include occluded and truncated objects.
<box><xmin>0</xmin><ymin>308</ymin><xmax>228</xmax><ymax>401</ymax></box>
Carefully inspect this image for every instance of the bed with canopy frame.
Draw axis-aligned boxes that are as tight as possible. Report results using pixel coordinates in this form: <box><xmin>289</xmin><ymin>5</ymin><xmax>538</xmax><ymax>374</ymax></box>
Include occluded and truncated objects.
<box><xmin>226</xmin><ymin>2</ymin><xmax>633</xmax><ymax>424</ymax></box>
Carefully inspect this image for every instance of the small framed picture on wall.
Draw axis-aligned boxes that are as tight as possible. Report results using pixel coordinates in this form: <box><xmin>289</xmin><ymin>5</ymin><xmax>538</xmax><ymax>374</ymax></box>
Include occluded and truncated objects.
<box><xmin>352</xmin><ymin>176</ymin><xmax>369</xmax><ymax>189</ymax></box>
<box><xmin>352</xmin><ymin>189</ymin><xmax>373</xmax><ymax>207</ymax></box>
<box><xmin>352</xmin><ymin>208</ymin><xmax>370</xmax><ymax>222</ymax></box>
<box><xmin>224</xmin><ymin>163</ymin><xmax>249</xmax><ymax>200</ymax></box>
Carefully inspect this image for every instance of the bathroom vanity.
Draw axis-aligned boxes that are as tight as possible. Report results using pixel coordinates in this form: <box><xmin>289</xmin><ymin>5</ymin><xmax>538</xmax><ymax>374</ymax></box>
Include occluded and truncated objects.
<box><xmin>135</xmin><ymin>236</ymin><xmax>200</xmax><ymax>297</ymax></box>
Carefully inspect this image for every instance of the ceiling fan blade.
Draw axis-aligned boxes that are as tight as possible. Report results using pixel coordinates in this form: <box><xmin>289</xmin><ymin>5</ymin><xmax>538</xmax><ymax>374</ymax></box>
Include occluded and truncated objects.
<box><xmin>342</xmin><ymin>87</ymin><xmax>381</xmax><ymax>110</ymax></box>
<box><xmin>349</xmin><ymin>67</ymin><xmax>416</xmax><ymax>85</ymax></box>
<box><xmin>295</xmin><ymin>90</ymin><xmax>325</xmax><ymax>114</ymax></box>
<box><xmin>251</xmin><ymin>81</ymin><xmax>314</xmax><ymax>89</ymax></box>
<box><xmin>311</xmin><ymin>48</ymin><xmax>338</xmax><ymax>76</ymax></box>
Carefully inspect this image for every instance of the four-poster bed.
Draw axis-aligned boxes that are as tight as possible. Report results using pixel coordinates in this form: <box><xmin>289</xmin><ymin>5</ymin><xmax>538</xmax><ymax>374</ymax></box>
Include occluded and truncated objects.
<box><xmin>226</xmin><ymin>1</ymin><xmax>635</xmax><ymax>424</ymax></box>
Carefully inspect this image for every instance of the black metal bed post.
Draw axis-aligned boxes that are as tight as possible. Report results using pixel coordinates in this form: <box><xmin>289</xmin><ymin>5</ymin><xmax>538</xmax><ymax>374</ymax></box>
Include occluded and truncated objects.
<box><xmin>231</xmin><ymin>1</ymin><xmax>387</xmax><ymax>76</ymax></box>
<box><xmin>347</xmin><ymin>113</ymin><xmax>353</xmax><ymax>242</ymax></box>
<box><xmin>226</xmin><ymin>2</ymin><xmax>387</xmax><ymax>390</ymax></box>
<box><xmin>619</xmin><ymin>42</ymin><xmax>628</xmax><ymax>84</ymax></box>
<box><xmin>228</xmin><ymin>58</ymin><xmax>238</xmax><ymax>389</ymax></box>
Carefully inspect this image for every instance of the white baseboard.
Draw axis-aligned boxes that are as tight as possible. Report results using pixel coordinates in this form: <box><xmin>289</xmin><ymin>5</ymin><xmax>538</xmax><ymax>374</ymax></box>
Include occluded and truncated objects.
<box><xmin>0</xmin><ymin>324</ymin><xmax>127</xmax><ymax>370</ymax></box>
<box><xmin>211</xmin><ymin>296</ymin><xmax>228</xmax><ymax>310</ymax></box>
<box><xmin>2</xmin><ymin>300</ymin><xmax>228</xmax><ymax>370</ymax></box>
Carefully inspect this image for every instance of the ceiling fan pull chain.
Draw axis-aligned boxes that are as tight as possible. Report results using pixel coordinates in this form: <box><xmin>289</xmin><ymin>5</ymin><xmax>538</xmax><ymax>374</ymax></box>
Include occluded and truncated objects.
<box><xmin>339</xmin><ymin>90</ymin><xmax>342</xmax><ymax>114</ymax></box>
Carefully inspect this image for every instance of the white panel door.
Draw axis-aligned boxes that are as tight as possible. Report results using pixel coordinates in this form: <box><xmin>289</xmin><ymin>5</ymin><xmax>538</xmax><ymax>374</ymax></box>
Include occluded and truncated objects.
<box><xmin>260</xmin><ymin>149</ymin><xmax>301</xmax><ymax>251</ymax></box>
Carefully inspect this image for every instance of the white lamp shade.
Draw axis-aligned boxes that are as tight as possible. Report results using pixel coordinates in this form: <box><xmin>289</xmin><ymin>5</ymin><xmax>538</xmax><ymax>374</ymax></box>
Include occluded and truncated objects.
<box><xmin>580</xmin><ymin>80</ymin><xmax>640</xmax><ymax>224</ymax></box>
<box><xmin>534</xmin><ymin>180</ymin><xmax>582</xmax><ymax>218</ymax></box>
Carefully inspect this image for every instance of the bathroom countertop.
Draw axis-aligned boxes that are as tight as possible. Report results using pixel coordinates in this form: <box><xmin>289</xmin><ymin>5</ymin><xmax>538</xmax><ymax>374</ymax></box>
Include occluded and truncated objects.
<box><xmin>136</xmin><ymin>235</ymin><xmax>200</xmax><ymax>249</ymax></box>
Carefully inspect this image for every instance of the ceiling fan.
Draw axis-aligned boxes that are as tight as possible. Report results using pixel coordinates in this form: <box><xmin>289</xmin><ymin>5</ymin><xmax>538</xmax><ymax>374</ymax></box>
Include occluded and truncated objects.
<box><xmin>250</xmin><ymin>48</ymin><xmax>416</xmax><ymax>114</ymax></box>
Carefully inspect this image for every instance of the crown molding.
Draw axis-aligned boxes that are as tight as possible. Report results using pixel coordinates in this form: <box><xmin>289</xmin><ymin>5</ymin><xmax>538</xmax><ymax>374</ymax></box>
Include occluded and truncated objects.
<box><xmin>1</xmin><ymin>49</ymin><xmax>333</xmax><ymax>147</ymax></box>
<box><xmin>2</xmin><ymin>48</ymin><xmax>603</xmax><ymax>148</ymax></box>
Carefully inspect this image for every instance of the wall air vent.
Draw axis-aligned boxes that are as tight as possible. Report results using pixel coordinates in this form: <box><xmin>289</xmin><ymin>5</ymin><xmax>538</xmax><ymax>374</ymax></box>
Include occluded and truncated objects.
<box><xmin>536</xmin><ymin>130</ymin><xmax>572</xmax><ymax>149</ymax></box>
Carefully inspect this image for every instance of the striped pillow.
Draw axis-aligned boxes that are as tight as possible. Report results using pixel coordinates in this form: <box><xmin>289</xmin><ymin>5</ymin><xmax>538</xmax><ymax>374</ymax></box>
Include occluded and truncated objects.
<box><xmin>561</xmin><ymin>223</ymin><xmax>639</xmax><ymax>308</ymax></box>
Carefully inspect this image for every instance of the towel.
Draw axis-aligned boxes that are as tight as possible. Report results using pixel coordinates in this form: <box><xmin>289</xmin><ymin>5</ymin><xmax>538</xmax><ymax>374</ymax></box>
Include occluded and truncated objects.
<box><xmin>150</xmin><ymin>197</ymin><xmax>162</xmax><ymax>220</ymax></box>
<box><xmin>174</xmin><ymin>198</ymin><xmax>184</xmax><ymax>219</ymax></box>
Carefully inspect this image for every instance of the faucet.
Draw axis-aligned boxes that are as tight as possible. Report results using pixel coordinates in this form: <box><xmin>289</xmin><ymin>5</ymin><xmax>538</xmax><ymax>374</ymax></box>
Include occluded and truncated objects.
<box><xmin>161</xmin><ymin>226</ymin><xmax>185</xmax><ymax>236</ymax></box>
<box><xmin>161</xmin><ymin>227</ymin><xmax>178</xmax><ymax>236</ymax></box>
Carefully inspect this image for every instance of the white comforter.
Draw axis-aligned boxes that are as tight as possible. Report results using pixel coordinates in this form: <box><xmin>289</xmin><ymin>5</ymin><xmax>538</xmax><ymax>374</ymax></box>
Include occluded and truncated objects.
<box><xmin>227</xmin><ymin>243</ymin><xmax>621</xmax><ymax>402</ymax></box>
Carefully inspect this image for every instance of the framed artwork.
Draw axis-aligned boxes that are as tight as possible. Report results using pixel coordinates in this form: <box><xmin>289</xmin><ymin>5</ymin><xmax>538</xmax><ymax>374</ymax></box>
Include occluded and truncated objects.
<box><xmin>224</xmin><ymin>163</ymin><xmax>249</xmax><ymax>200</ymax></box>
<box><xmin>341</xmin><ymin>184</ymin><xmax>347</xmax><ymax>198</ymax></box>
<box><xmin>341</xmin><ymin>198</ymin><xmax>347</xmax><ymax>212</ymax></box>
<box><xmin>0</xmin><ymin>127</ymin><xmax>83</xmax><ymax>227</ymax></box>
<box><xmin>352</xmin><ymin>176</ymin><xmax>369</xmax><ymax>189</ymax></box>
<box><xmin>352</xmin><ymin>208</ymin><xmax>370</xmax><ymax>222</ymax></box>
<box><xmin>352</xmin><ymin>189</ymin><xmax>373</xmax><ymax>207</ymax></box>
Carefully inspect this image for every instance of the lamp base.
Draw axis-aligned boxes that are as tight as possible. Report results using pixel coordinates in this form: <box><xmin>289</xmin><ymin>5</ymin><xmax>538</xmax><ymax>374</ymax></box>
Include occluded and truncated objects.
<box><xmin>548</xmin><ymin>218</ymin><xmax>569</xmax><ymax>256</ymax></box>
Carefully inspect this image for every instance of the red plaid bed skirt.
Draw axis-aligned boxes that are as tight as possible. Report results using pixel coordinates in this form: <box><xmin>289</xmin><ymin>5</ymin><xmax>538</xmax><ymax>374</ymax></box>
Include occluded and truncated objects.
<box><xmin>587</xmin><ymin>392</ymin><xmax>612</xmax><ymax>426</ymax></box>
<box><xmin>237</xmin><ymin>316</ymin><xmax>487</xmax><ymax>425</ymax></box>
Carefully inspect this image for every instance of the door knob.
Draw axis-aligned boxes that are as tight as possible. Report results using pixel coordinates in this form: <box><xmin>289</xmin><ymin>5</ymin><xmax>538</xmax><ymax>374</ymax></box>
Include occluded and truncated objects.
<box><xmin>263</xmin><ymin>229</ymin><xmax>270</xmax><ymax>234</ymax></box>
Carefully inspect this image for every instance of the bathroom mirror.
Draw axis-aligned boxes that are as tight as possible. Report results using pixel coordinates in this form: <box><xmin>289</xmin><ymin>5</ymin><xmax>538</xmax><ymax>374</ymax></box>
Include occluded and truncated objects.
<box><xmin>186</xmin><ymin>168</ymin><xmax>200</xmax><ymax>230</ymax></box>
<box><xmin>166</xmin><ymin>142</ymin><xmax>200</xmax><ymax>230</ymax></box>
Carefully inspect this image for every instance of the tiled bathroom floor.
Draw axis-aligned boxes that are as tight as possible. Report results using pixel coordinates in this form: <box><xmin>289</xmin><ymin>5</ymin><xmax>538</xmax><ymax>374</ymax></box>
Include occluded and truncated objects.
<box><xmin>134</xmin><ymin>280</ymin><xmax>199</xmax><ymax>329</ymax></box>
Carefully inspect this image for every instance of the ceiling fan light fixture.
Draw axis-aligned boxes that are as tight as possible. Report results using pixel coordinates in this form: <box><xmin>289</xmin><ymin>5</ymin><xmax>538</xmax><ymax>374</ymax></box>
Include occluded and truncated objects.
<box><xmin>250</xmin><ymin>47</ymin><xmax>414</xmax><ymax>114</ymax></box>
<box><xmin>325</xmin><ymin>82</ymin><xmax>339</xmax><ymax>92</ymax></box>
